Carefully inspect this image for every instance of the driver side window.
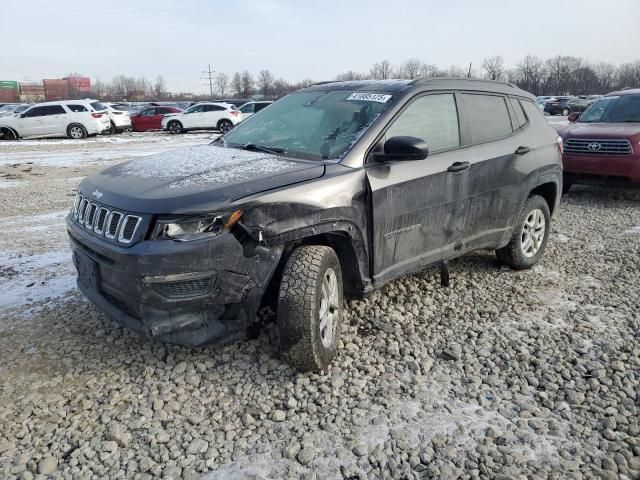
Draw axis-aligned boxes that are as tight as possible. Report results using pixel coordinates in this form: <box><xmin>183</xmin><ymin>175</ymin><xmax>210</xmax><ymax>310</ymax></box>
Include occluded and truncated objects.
<box><xmin>386</xmin><ymin>94</ymin><xmax>460</xmax><ymax>152</ymax></box>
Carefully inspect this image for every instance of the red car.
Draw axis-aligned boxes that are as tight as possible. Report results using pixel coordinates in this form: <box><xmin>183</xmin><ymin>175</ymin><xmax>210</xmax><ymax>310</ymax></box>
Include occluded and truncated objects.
<box><xmin>131</xmin><ymin>106</ymin><xmax>182</xmax><ymax>131</ymax></box>
<box><xmin>559</xmin><ymin>89</ymin><xmax>640</xmax><ymax>192</ymax></box>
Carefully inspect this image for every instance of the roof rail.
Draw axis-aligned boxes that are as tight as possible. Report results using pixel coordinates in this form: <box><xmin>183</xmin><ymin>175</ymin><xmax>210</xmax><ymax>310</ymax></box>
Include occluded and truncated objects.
<box><xmin>408</xmin><ymin>77</ymin><xmax>517</xmax><ymax>88</ymax></box>
<box><xmin>309</xmin><ymin>80</ymin><xmax>337</xmax><ymax>86</ymax></box>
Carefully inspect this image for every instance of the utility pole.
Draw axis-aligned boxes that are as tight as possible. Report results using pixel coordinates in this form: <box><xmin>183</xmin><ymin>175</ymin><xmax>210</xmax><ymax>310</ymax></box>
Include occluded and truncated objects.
<box><xmin>202</xmin><ymin>64</ymin><xmax>215</xmax><ymax>99</ymax></box>
<box><xmin>467</xmin><ymin>62</ymin><xmax>473</xmax><ymax>78</ymax></box>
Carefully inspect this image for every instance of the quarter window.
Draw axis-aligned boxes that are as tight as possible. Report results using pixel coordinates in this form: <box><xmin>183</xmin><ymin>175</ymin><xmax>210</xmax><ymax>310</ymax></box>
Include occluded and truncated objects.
<box><xmin>462</xmin><ymin>94</ymin><xmax>512</xmax><ymax>143</ymax></box>
<box><xmin>67</xmin><ymin>104</ymin><xmax>88</xmax><ymax>112</ymax></box>
<box><xmin>509</xmin><ymin>98</ymin><xmax>527</xmax><ymax>128</ymax></box>
<box><xmin>385</xmin><ymin>94</ymin><xmax>460</xmax><ymax>152</ymax></box>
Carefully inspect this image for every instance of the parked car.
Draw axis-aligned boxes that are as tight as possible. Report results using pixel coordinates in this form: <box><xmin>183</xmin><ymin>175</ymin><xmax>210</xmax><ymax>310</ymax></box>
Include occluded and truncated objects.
<box><xmin>567</xmin><ymin>97</ymin><xmax>590</xmax><ymax>114</ymax></box>
<box><xmin>238</xmin><ymin>101</ymin><xmax>273</xmax><ymax>120</ymax></box>
<box><xmin>0</xmin><ymin>103</ymin><xmax>30</xmax><ymax>118</ymax></box>
<box><xmin>544</xmin><ymin>96</ymin><xmax>574</xmax><ymax>116</ymax></box>
<box><xmin>559</xmin><ymin>89</ymin><xmax>640</xmax><ymax>192</ymax></box>
<box><xmin>67</xmin><ymin>79</ymin><xmax>562</xmax><ymax>371</ymax></box>
<box><xmin>131</xmin><ymin>106</ymin><xmax>183</xmax><ymax>132</ymax></box>
<box><xmin>216</xmin><ymin>98</ymin><xmax>251</xmax><ymax>108</ymax></box>
<box><xmin>104</xmin><ymin>105</ymin><xmax>133</xmax><ymax>134</ymax></box>
<box><xmin>161</xmin><ymin>102</ymin><xmax>241</xmax><ymax>134</ymax></box>
<box><xmin>0</xmin><ymin>100</ymin><xmax>110</xmax><ymax>140</ymax></box>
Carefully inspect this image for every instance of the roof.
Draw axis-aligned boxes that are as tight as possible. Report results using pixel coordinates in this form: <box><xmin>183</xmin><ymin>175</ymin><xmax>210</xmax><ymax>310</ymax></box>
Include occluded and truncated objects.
<box><xmin>33</xmin><ymin>99</ymin><xmax>99</xmax><ymax>106</ymax></box>
<box><xmin>607</xmin><ymin>88</ymin><xmax>640</xmax><ymax>96</ymax></box>
<box><xmin>305</xmin><ymin>78</ymin><xmax>534</xmax><ymax>99</ymax></box>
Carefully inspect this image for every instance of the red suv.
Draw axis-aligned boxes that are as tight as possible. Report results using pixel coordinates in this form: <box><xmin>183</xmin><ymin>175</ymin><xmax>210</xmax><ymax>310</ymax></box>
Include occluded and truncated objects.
<box><xmin>559</xmin><ymin>89</ymin><xmax>640</xmax><ymax>192</ymax></box>
<box><xmin>131</xmin><ymin>106</ymin><xmax>182</xmax><ymax>132</ymax></box>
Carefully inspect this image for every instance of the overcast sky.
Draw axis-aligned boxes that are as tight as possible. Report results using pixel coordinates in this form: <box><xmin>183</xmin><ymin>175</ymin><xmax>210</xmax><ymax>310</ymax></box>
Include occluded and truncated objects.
<box><xmin>1</xmin><ymin>0</ymin><xmax>639</xmax><ymax>93</ymax></box>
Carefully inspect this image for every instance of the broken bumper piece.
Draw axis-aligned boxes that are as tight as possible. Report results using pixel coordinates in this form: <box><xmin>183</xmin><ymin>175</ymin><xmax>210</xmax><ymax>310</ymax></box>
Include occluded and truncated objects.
<box><xmin>67</xmin><ymin>217</ymin><xmax>281</xmax><ymax>347</ymax></box>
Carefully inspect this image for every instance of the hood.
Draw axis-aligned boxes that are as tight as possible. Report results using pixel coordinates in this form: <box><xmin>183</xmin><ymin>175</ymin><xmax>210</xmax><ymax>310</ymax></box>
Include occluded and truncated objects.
<box><xmin>80</xmin><ymin>145</ymin><xmax>325</xmax><ymax>214</ymax></box>
<box><xmin>558</xmin><ymin>122</ymin><xmax>640</xmax><ymax>141</ymax></box>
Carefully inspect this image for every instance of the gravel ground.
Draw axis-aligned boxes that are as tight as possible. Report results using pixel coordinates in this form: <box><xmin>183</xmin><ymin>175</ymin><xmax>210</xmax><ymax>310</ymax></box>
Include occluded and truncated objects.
<box><xmin>0</xmin><ymin>130</ymin><xmax>638</xmax><ymax>480</ymax></box>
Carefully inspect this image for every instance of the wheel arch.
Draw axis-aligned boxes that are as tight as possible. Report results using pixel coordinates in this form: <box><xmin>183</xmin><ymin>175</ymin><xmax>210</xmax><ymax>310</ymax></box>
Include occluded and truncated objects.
<box><xmin>0</xmin><ymin>126</ymin><xmax>19</xmax><ymax>140</ymax></box>
<box><xmin>529</xmin><ymin>181</ymin><xmax>558</xmax><ymax>216</ymax></box>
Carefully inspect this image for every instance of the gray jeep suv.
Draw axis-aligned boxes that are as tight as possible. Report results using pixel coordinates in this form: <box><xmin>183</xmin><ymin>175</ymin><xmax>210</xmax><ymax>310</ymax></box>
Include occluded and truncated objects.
<box><xmin>67</xmin><ymin>79</ymin><xmax>562</xmax><ymax>371</ymax></box>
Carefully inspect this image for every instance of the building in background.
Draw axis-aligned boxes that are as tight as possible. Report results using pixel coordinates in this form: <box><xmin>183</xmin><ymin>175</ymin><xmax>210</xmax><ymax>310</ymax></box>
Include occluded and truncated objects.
<box><xmin>19</xmin><ymin>82</ymin><xmax>45</xmax><ymax>102</ymax></box>
<box><xmin>0</xmin><ymin>81</ymin><xmax>19</xmax><ymax>103</ymax></box>
<box><xmin>43</xmin><ymin>79</ymin><xmax>70</xmax><ymax>101</ymax></box>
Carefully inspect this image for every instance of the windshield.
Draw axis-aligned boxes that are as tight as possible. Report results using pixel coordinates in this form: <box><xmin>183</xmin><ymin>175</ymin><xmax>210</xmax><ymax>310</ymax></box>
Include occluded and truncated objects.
<box><xmin>222</xmin><ymin>90</ymin><xmax>396</xmax><ymax>160</ymax></box>
<box><xmin>580</xmin><ymin>95</ymin><xmax>640</xmax><ymax>123</ymax></box>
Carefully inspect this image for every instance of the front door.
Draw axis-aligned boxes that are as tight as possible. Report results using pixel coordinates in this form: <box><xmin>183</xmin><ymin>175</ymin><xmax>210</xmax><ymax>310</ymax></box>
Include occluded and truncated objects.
<box><xmin>17</xmin><ymin>105</ymin><xmax>48</xmax><ymax>137</ymax></box>
<box><xmin>182</xmin><ymin>104</ymin><xmax>205</xmax><ymax>128</ymax></box>
<box><xmin>366</xmin><ymin>92</ymin><xmax>470</xmax><ymax>285</ymax></box>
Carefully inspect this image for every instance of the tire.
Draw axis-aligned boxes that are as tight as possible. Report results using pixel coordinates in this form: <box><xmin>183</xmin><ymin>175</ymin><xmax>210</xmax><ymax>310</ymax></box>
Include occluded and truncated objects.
<box><xmin>277</xmin><ymin>245</ymin><xmax>343</xmax><ymax>372</ymax></box>
<box><xmin>496</xmin><ymin>195</ymin><xmax>551</xmax><ymax>270</ymax></box>
<box><xmin>67</xmin><ymin>124</ymin><xmax>87</xmax><ymax>140</ymax></box>
<box><xmin>168</xmin><ymin>121</ymin><xmax>183</xmax><ymax>134</ymax></box>
<box><xmin>0</xmin><ymin>127</ymin><xmax>18</xmax><ymax>140</ymax></box>
<box><xmin>562</xmin><ymin>108</ymin><xmax>570</xmax><ymax>116</ymax></box>
<box><xmin>107</xmin><ymin>122</ymin><xmax>116</xmax><ymax>135</ymax></box>
<box><xmin>217</xmin><ymin>119</ymin><xmax>233</xmax><ymax>134</ymax></box>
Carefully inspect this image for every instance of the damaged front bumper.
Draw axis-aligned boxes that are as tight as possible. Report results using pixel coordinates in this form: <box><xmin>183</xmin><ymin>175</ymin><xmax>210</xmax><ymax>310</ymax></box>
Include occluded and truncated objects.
<box><xmin>67</xmin><ymin>218</ymin><xmax>282</xmax><ymax>347</ymax></box>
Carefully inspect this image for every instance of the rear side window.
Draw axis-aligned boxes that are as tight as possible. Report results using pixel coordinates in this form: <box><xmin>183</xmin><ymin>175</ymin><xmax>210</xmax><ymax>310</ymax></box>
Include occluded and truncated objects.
<box><xmin>462</xmin><ymin>94</ymin><xmax>512</xmax><ymax>143</ymax></box>
<box><xmin>240</xmin><ymin>103</ymin><xmax>255</xmax><ymax>113</ymax></box>
<box><xmin>156</xmin><ymin>108</ymin><xmax>171</xmax><ymax>114</ymax></box>
<box><xmin>520</xmin><ymin>100</ymin><xmax>549</xmax><ymax>128</ymax></box>
<box><xmin>90</xmin><ymin>101</ymin><xmax>106</xmax><ymax>111</ymax></box>
<box><xmin>386</xmin><ymin>93</ymin><xmax>460</xmax><ymax>152</ymax></box>
<box><xmin>67</xmin><ymin>104</ymin><xmax>88</xmax><ymax>112</ymax></box>
<box><xmin>508</xmin><ymin>98</ymin><xmax>527</xmax><ymax>128</ymax></box>
<box><xmin>204</xmin><ymin>105</ymin><xmax>225</xmax><ymax>112</ymax></box>
<box><xmin>255</xmin><ymin>103</ymin><xmax>270</xmax><ymax>112</ymax></box>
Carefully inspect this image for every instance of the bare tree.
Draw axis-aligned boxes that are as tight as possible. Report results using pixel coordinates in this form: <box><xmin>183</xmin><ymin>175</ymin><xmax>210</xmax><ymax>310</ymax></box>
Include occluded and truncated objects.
<box><xmin>231</xmin><ymin>72</ymin><xmax>243</xmax><ymax>97</ymax></box>
<box><xmin>370</xmin><ymin>60</ymin><xmax>393</xmax><ymax>79</ymax></box>
<box><xmin>153</xmin><ymin>75</ymin><xmax>167</xmax><ymax>99</ymax></box>
<box><xmin>515</xmin><ymin>55</ymin><xmax>545</xmax><ymax>95</ymax></box>
<box><xmin>419</xmin><ymin>63</ymin><xmax>440</xmax><ymax>78</ymax></box>
<box><xmin>215</xmin><ymin>73</ymin><xmax>229</xmax><ymax>97</ymax></box>
<box><xmin>335</xmin><ymin>70</ymin><xmax>366</xmax><ymax>81</ymax></box>
<box><xmin>594</xmin><ymin>62</ymin><xmax>616</xmax><ymax>92</ymax></box>
<box><xmin>482</xmin><ymin>56</ymin><xmax>505</xmax><ymax>81</ymax></box>
<box><xmin>240</xmin><ymin>70</ymin><xmax>254</xmax><ymax>98</ymax></box>
<box><xmin>397</xmin><ymin>59</ymin><xmax>422</xmax><ymax>79</ymax></box>
<box><xmin>258</xmin><ymin>69</ymin><xmax>275</xmax><ymax>98</ymax></box>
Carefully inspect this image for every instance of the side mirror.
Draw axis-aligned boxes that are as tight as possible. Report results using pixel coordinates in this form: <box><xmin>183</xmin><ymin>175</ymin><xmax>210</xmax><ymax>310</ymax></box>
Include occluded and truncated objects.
<box><xmin>20</xmin><ymin>113</ymin><xmax>27</xmax><ymax>118</ymax></box>
<box><xmin>567</xmin><ymin>112</ymin><xmax>580</xmax><ymax>122</ymax></box>
<box><xmin>373</xmin><ymin>136</ymin><xmax>429</xmax><ymax>162</ymax></box>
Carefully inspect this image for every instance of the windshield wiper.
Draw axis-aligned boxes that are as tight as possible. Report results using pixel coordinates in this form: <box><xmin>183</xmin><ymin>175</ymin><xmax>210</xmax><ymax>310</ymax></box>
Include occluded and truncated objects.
<box><xmin>234</xmin><ymin>143</ymin><xmax>286</xmax><ymax>155</ymax></box>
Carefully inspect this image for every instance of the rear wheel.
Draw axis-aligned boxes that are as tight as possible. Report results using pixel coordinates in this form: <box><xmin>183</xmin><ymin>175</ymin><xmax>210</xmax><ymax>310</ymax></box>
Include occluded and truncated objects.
<box><xmin>217</xmin><ymin>119</ymin><xmax>233</xmax><ymax>134</ymax></box>
<box><xmin>277</xmin><ymin>245</ymin><xmax>343</xmax><ymax>372</ymax></box>
<box><xmin>67</xmin><ymin>124</ymin><xmax>87</xmax><ymax>139</ymax></box>
<box><xmin>562</xmin><ymin>108</ymin><xmax>570</xmax><ymax>116</ymax></box>
<box><xmin>496</xmin><ymin>195</ymin><xmax>551</xmax><ymax>270</ymax></box>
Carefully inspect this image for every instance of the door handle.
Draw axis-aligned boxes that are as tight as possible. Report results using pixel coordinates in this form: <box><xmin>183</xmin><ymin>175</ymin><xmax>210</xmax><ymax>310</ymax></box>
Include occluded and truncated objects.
<box><xmin>515</xmin><ymin>146</ymin><xmax>531</xmax><ymax>155</ymax></box>
<box><xmin>447</xmin><ymin>161</ymin><xmax>470</xmax><ymax>173</ymax></box>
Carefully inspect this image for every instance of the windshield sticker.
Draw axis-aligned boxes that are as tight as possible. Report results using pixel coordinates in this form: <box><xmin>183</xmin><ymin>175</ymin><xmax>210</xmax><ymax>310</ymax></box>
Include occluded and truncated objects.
<box><xmin>346</xmin><ymin>92</ymin><xmax>392</xmax><ymax>103</ymax></box>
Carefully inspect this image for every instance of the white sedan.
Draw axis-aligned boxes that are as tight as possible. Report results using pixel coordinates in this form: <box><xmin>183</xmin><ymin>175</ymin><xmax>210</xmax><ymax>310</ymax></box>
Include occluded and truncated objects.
<box><xmin>161</xmin><ymin>102</ymin><xmax>242</xmax><ymax>134</ymax></box>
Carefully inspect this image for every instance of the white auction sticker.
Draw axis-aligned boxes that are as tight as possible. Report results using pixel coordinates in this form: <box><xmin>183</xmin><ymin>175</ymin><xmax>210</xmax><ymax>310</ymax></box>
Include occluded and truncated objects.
<box><xmin>346</xmin><ymin>92</ymin><xmax>392</xmax><ymax>103</ymax></box>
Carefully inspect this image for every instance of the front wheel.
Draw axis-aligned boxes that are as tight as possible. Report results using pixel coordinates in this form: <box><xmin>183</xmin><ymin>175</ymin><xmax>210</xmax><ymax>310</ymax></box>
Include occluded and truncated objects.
<box><xmin>217</xmin><ymin>119</ymin><xmax>233</xmax><ymax>134</ymax></box>
<box><xmin>67</xmin><ymin>124</ymin><xmax>87</xmax><ymax>139</ymax></box>
<box><xmin>168</xmin><ymin>121</ymin><xmax>183</xmax><ymax>134</ymax></box>
<box><xmin>496</xmin><ymin>195</ymin><xmax>551</xmax><ymax>270</ymax></box>
<box><xmin>277</xmin><ymin>245</ymin><xmax>343</xmax><ymax>372</ymax></box>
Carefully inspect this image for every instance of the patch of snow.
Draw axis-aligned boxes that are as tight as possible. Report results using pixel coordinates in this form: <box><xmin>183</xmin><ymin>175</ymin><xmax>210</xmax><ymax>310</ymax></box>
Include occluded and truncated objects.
<box><xmin>624</xmin><ymin>226</ymin><xmax>640</xmax><ymax>235</ymax></box>
<box><xmin>0</xmin><ymin>178</ymin><xmax>24</xmax><ymax>189</ymax></box>
<box><xmin>114</xmin><ymin>144</ymin><xmax>302</xmax><ymax>189</ymax></box>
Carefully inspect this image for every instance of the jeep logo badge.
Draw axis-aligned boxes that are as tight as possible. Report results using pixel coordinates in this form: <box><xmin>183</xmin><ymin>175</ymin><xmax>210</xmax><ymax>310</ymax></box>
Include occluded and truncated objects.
<box><xmin>91</xmin><ymin>189</ymin><xmax>103</xmax><ymax>200</ymax></box>
<box><xmin>587</xmin><ymin>142</ymin><xmax>602</xmax><ymax>151</ymax></box>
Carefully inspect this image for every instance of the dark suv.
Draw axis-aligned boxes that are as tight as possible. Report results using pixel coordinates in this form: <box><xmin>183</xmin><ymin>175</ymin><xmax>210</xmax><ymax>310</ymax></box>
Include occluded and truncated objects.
<box><xmin>67</xmin><ymin>79</ymin><xmax>562</xmax><ymax>371</ymax></box>
<box><xmin>544</xmin><ymin>96</ymin><xmax>573</xmax><ymax>116</ymax></box>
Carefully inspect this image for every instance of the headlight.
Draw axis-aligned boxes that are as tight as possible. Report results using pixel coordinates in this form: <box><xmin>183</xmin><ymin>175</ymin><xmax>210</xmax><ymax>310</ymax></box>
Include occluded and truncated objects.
<box><xmin>153</xmin><ymin>210</ymin><xmax>243</xmax><ymax>241</ymax></box>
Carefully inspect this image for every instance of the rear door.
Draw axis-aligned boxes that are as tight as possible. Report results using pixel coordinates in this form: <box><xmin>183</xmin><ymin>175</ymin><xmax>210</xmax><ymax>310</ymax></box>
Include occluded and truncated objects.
<box><xmin>202</xmin><ymin>104</ymin><xmax>225</xmax><ymax>128</ymax></box>
<box><xmin>367</xmin><ymin>92</ymin><xmax>470</xmax><ymax>284</ymax></box>
<box><xmin>454</xmin><ymin>92</ymin><xmax>535</xmax><ymax>249</ymax></box>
